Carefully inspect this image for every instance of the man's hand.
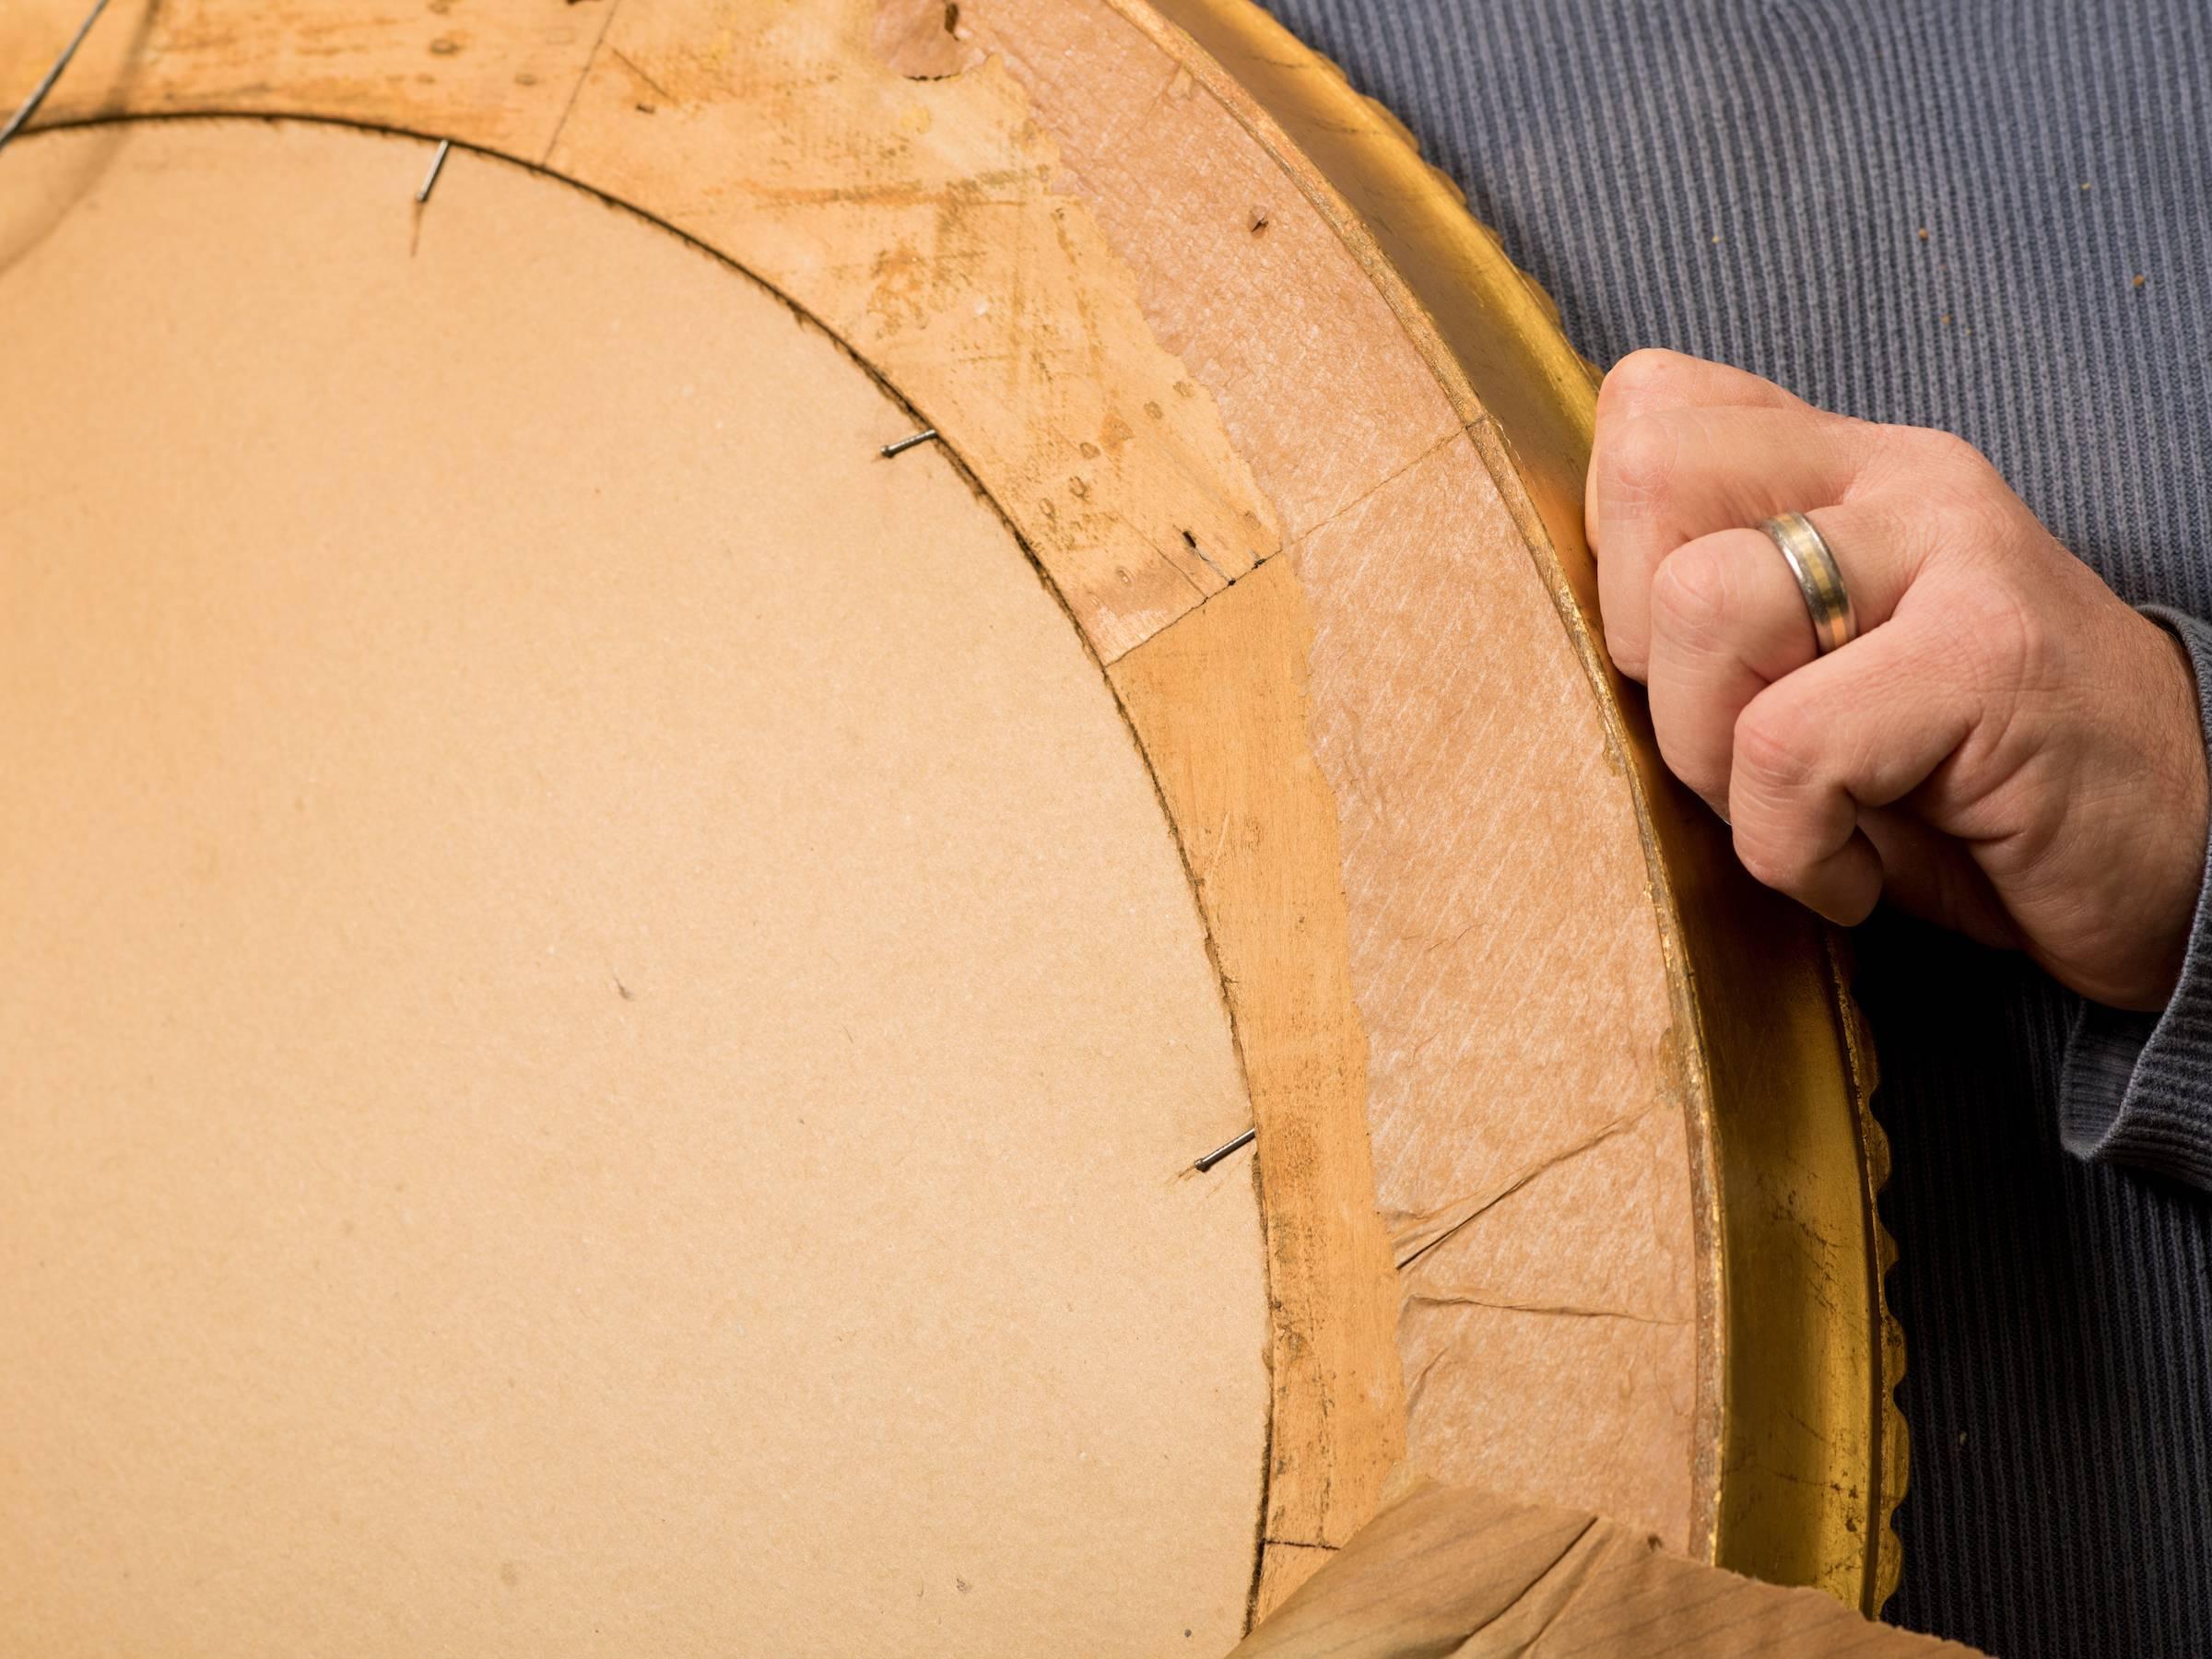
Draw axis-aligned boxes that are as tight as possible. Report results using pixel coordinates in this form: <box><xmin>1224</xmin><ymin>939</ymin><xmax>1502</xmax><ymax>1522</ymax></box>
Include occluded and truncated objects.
<box><xmin>1588</xmin><ymin>348</ymin><xmax>2211</xmax><ymax>1011</ymax></box>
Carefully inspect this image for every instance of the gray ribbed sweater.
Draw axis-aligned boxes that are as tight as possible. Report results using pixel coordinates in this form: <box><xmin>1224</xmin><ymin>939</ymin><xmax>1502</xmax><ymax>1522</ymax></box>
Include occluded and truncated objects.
<box><xmin>1260</xmin><ymin>2</ymin><xmax>2212</xmax><ymax>1653</ymax></box>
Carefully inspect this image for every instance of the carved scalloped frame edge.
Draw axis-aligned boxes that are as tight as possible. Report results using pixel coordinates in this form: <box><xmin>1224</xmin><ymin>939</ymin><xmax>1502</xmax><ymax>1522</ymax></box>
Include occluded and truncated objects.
<box><xmin>1830</xmin><ymin>925</ymin><xmax>1911</xmax><ymax>1614</ymax></box>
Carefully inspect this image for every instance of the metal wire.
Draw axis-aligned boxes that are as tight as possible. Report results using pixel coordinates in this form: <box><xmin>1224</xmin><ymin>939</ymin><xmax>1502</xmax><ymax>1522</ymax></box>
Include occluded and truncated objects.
<box><xmin>0</xmin><ymin>0</ymin><xmax>118</xmax><ymax>157</ymax></box>
<box><xmin>879</xmin><ymin>427</ymin><xmax>939</xmax><ymax>459</ymax></box>
<box><xmin>1194</xmin><ymin>1125</ymin><xmax>1256</xmax><ymax>1173</ymax></box>
<box><xmin>415</xmin><ymin>138</ymin><xmax>451</xmax><ymax>205</ymax></box>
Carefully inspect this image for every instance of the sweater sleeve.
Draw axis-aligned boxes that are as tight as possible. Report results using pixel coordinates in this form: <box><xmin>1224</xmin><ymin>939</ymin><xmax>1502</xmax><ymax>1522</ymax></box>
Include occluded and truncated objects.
<box><xmin>2059</xmin><ymin>606</ymin><xmax>2212</xmax><ymax>1191</ymax></box>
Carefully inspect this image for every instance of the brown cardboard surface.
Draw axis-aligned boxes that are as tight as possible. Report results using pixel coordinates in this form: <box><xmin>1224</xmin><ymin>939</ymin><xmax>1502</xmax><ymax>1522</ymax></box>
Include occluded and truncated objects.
<box><xmin>0</xmin><ymin>119</ymin><xmax>1268</xmax><ymax>1653</ymax></box>
<box><xmin>1232</xmin><ymin>1480</ymin><xmax>1980</xmax><ymax>1657</ymax></box>
<box><xmin>0</xmin><ymin>0</ymin><xmax>1894</xmax><ymax>1603</ymax></box>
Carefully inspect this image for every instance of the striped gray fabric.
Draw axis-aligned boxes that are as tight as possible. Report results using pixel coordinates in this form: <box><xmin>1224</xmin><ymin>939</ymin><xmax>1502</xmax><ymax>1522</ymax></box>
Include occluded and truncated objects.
<box><xmin>1258</xmin><ymin>2</ymin><xmax>2212</xmax><ymax>1653</ymax></box>
<box><xmin>2067</xmin><ymin>608</ymin><xmax>2212</xmax><ymax>1193</ymax></box>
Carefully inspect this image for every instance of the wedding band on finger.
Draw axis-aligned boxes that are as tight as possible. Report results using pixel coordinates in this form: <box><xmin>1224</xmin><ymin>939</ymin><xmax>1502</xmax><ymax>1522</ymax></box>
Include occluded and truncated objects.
<box><xmin>1759</xmin><ymin>512</ymin><xmax>1860</xmax><ymax>655</ymax></box>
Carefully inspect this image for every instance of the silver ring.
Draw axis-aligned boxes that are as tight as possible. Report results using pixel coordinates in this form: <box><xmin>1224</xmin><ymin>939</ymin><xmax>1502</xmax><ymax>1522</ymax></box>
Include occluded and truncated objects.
<box><xmin>1759</xmin><ymin>511</ymin><xmax>1859</xmax><ymax>655</ymax></box>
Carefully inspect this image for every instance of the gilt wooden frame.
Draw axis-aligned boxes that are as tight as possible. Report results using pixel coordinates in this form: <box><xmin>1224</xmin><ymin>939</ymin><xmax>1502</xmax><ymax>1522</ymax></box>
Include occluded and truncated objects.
<box><xmin>1</xmin><ymin>0</ymin><xmax>1905</xmax><ymax>1619</ymax></box>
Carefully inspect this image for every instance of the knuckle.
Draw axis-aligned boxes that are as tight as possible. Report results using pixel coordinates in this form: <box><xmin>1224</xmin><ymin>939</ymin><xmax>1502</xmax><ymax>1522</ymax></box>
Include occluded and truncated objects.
<box><xmin>1604</xmin><ymin>634</ymin><xmax>1651</xmax><ymax>682</ymax></box>
<box><xmin>1733</xmin><ymin>700</ymin><xmax>1816</xmax><ymax>793</ymax></box>
<box><xmin>1930</xmin><ymin>490</ymin><xmax>2008</xmax><ymax>554</ymax></box>
<box><xmin>1957</xmin><ymin>576</ymin><xmax>2053</xmax><ymax>687</ymax></box>
<box><xmin>1599</xmin><ymin>347</ymin><xmax>1693</xmax><ymax>421</ymax></box>
<box><xmin>1727</xmin><ymin>700</ymin><xmax>1824</xmax><ymax>895</ymax></box>
<box><xmin>1924</xmin><ymin>466</ymin><xmax>2018</xmax><ymax>544</ymax></box>
<box><xmin>1863</xmin><ymin>424</ymin><xmax>2000</xmax><ymax>512</ymax></box>
<box><xmin>1597</xmin><ymin>412</ymin><xmax>1681</xmax><ymax>508</ymax></box>
<box><xmin>1732</xmin><ymin>820</ymin><xmax>1805</xmax><ymax>893</ymax></box>
<box><xmin>1904</xmin><ymin>424</ymin><xmax>1987</xmax><ymax>475</ymax></box>
<box><xmin>1649</xmin><ymin>544</ymin><xmax>1734</xmax><ymax>642</ymax></box>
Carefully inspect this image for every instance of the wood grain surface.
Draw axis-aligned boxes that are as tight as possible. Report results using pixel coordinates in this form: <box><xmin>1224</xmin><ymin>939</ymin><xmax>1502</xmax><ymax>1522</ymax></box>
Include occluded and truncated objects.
<box><xmin>0</xmin><ymin>0</ymin><xmax>1899</xmax><ymax>1630</ymax></box>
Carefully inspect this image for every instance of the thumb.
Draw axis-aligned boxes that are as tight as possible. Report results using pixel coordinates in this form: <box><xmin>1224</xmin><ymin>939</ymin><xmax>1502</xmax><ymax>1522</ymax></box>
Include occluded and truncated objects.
<box><xmin>1859</xmin><ymin>805</ymin><xmax>2023</xmax><ymax>952</ymax></box>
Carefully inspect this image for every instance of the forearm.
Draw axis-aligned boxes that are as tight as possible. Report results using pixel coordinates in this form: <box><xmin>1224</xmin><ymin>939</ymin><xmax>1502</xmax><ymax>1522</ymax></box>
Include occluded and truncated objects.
<box><xmin>2061</xmin><ymin>607</ymin><xmax>2212</xmax><ymax>1190</ymax></box>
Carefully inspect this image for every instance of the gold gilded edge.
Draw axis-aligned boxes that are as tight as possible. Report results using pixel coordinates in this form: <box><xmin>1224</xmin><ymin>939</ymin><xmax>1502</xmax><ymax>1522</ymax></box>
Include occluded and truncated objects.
<box><xmin>1125</xmin><ymin>0</ymin><xmax>1907</xmax><ymax>1616</ymax></box>
<box><xmin>1</xmin><ymin>0</ymin><xmax>1907</xmax><ymax>1614</ymax></box>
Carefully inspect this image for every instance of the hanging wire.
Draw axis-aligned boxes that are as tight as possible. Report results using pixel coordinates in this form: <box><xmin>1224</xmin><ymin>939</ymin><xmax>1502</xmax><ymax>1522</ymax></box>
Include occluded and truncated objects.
<box><xmin>0</xmin><ymin>0</ymin><xmax>117</xmax><ymax>157</ymax></box>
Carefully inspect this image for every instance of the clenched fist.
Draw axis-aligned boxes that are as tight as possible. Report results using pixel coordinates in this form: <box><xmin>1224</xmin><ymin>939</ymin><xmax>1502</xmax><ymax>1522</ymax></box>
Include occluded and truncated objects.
<box><xmin>1588</xmin><ymin>348</ymin><xmax>2211</xmax><ymax>1011</ymax></box>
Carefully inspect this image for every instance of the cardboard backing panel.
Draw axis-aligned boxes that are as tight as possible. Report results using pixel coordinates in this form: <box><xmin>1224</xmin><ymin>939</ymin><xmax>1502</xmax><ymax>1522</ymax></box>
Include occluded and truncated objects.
<box><xmin>0</xmin><ymin>119</ymin><xmax>1268</xmax><ymax>1654</ymax></box>
<box><xmin>1</xmin><ymin>0</ymin><xmax>1901</xmax><ymax>1624</ymax></box>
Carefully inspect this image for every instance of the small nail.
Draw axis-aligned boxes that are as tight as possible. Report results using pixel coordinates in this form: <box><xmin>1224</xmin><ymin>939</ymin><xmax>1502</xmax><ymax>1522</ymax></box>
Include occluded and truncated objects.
<box><xmin>880</xmin><ymin>427</ymin><xmax>939</xmax><ymax>459</ymax></box>
<box><xmin>1194</xmin><ymin>1125</ymin><xmax>1256</xmax><ymax>1173</ymax></box>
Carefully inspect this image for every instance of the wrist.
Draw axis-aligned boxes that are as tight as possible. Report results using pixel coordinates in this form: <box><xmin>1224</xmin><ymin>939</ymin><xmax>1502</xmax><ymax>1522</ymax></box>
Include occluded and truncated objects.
<box><xmin>2131</xmin><ymin>611</ymin><xmax>2212</xmax><ymax>1006</ymax></box>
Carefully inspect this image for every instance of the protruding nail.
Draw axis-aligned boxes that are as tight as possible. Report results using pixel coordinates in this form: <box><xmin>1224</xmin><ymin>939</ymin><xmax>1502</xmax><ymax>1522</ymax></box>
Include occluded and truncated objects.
<box><xmin>880</xmin><ymin>427</ymin><xmax>940</xmax><ymax>459</ymax></box>
<box><xmin>1194</xmin><ymin>1126</ymin><xmax>1256</xmax><ymax>1173</ymax></box>
<box><xmin>416</xmin><ymin>139</ymin><xmax>453</xmax><ymax>206</ymax></box>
